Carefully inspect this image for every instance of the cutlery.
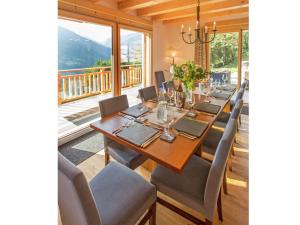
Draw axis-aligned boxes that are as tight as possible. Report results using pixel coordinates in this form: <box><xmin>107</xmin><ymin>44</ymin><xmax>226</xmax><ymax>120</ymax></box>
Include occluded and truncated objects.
<box><xmin>112</xmin><ymin>121</ymin><xmax>134</xmax><ymax>134</ymax></box>
<box><xmin>178</xmin><ymin>132</ymin><xmax>197</xmax><ymax>140</ymax></box>
<box><xmin>141</xmin><ymin>132</ymin><xmax>161</xmax><ymax>148</ymax></box>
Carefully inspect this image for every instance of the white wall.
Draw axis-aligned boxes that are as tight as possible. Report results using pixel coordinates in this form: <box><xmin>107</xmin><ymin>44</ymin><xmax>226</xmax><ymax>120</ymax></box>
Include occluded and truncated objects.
<box><xmin>153</xmin><ymin>21</ymin><xmax>197</xmax><ymax>80</ymax></box>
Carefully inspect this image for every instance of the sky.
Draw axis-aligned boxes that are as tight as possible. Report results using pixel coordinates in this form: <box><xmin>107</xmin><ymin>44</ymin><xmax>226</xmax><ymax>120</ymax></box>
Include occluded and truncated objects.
<box><xmin>58</xmin><ymin>18</ymin><xmax>142</xmax><ymax>46</ymax></box>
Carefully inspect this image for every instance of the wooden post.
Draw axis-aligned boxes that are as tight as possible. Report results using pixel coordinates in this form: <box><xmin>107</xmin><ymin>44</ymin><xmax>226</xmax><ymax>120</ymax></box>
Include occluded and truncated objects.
<box><xmin>58</xmin><ymin>74</ymin><xmax>62</xmax><ymax>105</ymax></box>
<box><xmin>79</xmin><ymin>76</ymin><xmax>82</xmax><ymax>96</ymax></box>
<box><xmin>74</xmin><ymin>76</ymin><xmax>78</xmax><ymax>97</ymax></box>
<box><xmin>68</xmin><ymin>76</ymin><xmax>72</xmax><ymax>98</ymax></box>
<box><xmin>97</xmin><ymin>73</ymin><xmax>101</xmax><ymax>92</ymax></box>
<box><xmin>101</xmin><ymin>70</ymin><xmax>105</xmax><ymax>93</ymax></box>
<box><xmin>88</xmin><ymin>74</ymin><xmax>92</xmax><ymax>94</ymax></box>
<box><xmin>63</xmin><ymin>77</ymin><xmax>67</xmax><ymax>100</ymax></box>
<box><xmin>237</xmin><ymin>29</ymin><xmax>243</xmax><ymax>88</ymax></box>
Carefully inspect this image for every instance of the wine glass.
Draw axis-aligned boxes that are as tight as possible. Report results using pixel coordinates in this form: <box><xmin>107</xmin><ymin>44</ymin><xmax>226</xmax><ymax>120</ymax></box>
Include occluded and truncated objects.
<box><xmin>167</xmin><ymin>87</ymin><xmax>175</xmax><ymax>106</ymax></box>
<box><xmin>175</xmin><ymin>91</ymin><xmax>184</xmax><ymax>110</ymax></box>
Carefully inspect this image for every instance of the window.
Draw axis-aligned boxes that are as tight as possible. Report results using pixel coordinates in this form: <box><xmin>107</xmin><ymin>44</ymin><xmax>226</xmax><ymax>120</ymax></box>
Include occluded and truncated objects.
<box><xmin>58</xmin><ymin>18</ymin><xmax>114</xmax><ymax>136</ymax></box>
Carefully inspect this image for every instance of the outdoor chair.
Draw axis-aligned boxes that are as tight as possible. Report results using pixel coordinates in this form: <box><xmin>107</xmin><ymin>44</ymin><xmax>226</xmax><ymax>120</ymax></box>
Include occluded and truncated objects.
<box><xmin>58</xmin><ymin>153</ymin><xmax>156</xmax><ymax>225</ymax></box>
<box><xmin>151</xmin><ymin>119</ymin><xmax>237</xmax><ymax>225</ymax></box>
<box><xmin>99</xmin><ymin>95</ymin><xmax>147</xmax><ymax>169</ymax></box>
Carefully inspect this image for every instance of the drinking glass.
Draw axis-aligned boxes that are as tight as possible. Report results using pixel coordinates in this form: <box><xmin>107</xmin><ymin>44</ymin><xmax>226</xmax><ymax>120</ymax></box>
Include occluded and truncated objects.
<box><xmin>167</xmin><ymin>87</ymin><xmax>175</xmax><ymax>106</ymax></box>
<box><xmin>175</xmin><ymin>91</ymin><xmax>184</xmax><ymax>110</ymax></box>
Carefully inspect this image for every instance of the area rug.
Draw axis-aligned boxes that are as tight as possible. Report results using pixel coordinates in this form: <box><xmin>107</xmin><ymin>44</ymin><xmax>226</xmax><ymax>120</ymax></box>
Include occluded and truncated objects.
<box><xmin>59</xmin><ymin>130</ymin><xmax>104</xmax><ymax>165</ymax></box>
<box><xmin>241</xmin><ymin>104</ymin><xmax>249</xmax><ymax>115</ymax></box>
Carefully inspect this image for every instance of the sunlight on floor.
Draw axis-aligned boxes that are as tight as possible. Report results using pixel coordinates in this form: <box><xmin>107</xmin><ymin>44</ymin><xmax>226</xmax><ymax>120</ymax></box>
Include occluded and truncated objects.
<box><xmin>233</xmin><ymin>147</ymin><xmax>249</xmax><ymax>153</ymax></box>
<box><xmin>227</xmin><ymin>177</ymin><xmax>248</xmax><ymax>188</ymax></box>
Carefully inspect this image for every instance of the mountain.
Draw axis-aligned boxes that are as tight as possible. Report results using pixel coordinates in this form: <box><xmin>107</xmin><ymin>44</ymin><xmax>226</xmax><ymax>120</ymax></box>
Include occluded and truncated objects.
<box><xmin>58</xmin><ymin>26</ymin><xmax>112</xmax><ymax>70</ymax></box>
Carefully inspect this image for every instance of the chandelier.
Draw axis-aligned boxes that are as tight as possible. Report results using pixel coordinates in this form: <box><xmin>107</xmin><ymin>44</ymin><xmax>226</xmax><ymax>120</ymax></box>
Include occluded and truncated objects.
<box><xmin>181</xmin><ymin>0</ymin><xmax>217</xmax><ymax>44</ymax></box>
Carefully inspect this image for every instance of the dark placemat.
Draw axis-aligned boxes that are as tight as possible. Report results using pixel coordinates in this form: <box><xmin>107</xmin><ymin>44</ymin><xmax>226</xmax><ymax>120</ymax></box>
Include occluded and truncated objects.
<box><xmin>216</xmin><ymin>86</ymin><xmax>236</xmax><ymax>92</ymax></box>
<box><xmin>194</xmin><ymin>102</ymin><xmax>221</xmax><ymax>115</ymax></box>
<box><xmin>116</xmin><ymin>123</ymin><xmax>159</xmax><ymax>146</ymax></box>
<box><xmin>173</xmin><ymin>117</ymin><xmax>208</xmax><ymax>137</ymax></box>
<box><xmin>211</xmin><ymin>91</ymin><xmax>231</xmax><ymax>100</ymax></box>
<box><xmin>121</xmin><ymin>103</ymin><xmax>149</xmax><ymax>118</ymax></box>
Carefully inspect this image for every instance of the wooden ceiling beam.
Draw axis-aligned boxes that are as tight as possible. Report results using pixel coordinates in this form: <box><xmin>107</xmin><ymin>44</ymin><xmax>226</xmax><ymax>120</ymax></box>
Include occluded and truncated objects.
<box><xmin>153</xmin><ymin>1</ymin><xmax>248</xmax><ymax>21</ymax></box>
<box><xmin>205</xmin><ymin>17</ymin><xmax>248</xmax><ymax>27</ymax></box>
<box><xmin>118</xmin><ymin>0</ymin><xmax>172</xmax><ymax>11</ymax></box>
<box><xmin>162</xmin><ymin>7</ymin><xmax>248</xmax><ymax>23</ymax></box>
<box><xmin>137</xmin><ymin>0</ymin><xmax>224</xmax><ymax>17</ymax></box>
<box><xmin>58</xmin><ymin>0</ymin><xmax>153</xmax><ymax>30</ymax></box>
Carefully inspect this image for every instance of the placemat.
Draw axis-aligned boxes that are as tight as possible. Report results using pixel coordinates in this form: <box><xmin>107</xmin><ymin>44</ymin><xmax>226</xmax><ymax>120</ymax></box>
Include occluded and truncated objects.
<box><xmin>116</xmin><ymin>123</ymin><xmax>159</xmax><ymax>147</ymax></box>
<box><xmin>211</xmin><ymin>91</ymin><xmax>231</xmax><ymax>100</ymax></box>
<box><xmin>173</xmin><ymin>117</ymin><xmax>208</xmax><ymax>137</ymax></box>
<box><xmin>121</xmin><ymin>104</ymin><xmax>149</xmax><ymax>118</ymax></box>
<box><xmin>194</xmin><ymin>102</ymin><xmax>221</xmax><ymax>114</ymax></box>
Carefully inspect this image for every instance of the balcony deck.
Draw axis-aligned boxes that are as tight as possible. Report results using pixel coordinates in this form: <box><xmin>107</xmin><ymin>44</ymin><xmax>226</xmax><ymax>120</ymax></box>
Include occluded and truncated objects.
<box><xmin>58</xmin><ymin>85</ymin><xmax>142</xmax><ymax>136</ymax></box>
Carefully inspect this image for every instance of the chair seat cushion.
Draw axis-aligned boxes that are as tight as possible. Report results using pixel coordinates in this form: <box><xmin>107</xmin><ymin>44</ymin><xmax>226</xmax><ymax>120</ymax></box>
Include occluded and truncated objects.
<box><xmin>213</xmin><ymin>120</ymin><xmax>227</xmax><ymax>129</ymax></box>
<box><xmin>90</xmin><ymin>162</ymin><xmax>156</xmax><ymax>225</ymax></box>
<box><xmin>216</xmin><ymin>111</ymin><xmax>230</xmax><ymax>123</ymax></box>
<box><xmin>151</xmin><ymin>155</ymin><xmax>211</xmax><ymax>212</ymax></box>
<box><xmin>107</xmin><ymin>142</ymin><xmax>147</xmax><ymax>169</ymax></box>
<box><xmin>203</xmin><ymin>128</ymin><xmax>223</xmax><ymax>150</ymax></box>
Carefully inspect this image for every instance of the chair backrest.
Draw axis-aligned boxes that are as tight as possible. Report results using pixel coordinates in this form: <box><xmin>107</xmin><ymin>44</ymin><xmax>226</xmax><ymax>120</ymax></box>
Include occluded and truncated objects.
<box><xmin>203</xmin><ymin>118</ymin><xmax>238</xmax><ymax>220</ymax></box>
<box><xmin>138</xmin><ymin>86</ymin><xmax>158</xmax><ymax>102</ymax></box>
<box><xmin>162</xmin><ymin>80</ymin><xmax>175</xmax><ymax>92</ymax></box>
<box><xmin>231</xmin><ymin>99</ymin><xmax>243</xmax><ymax>119</ymax></box>
<box><xmin>99</xmin><ymin>95</ymin><xmax>129</xmax><ymax>118</ymax></box>
<box><xmin>235</xmin><ymin>88</ymin><xmax>244</xmax><ymax>102</ymax></box>
<box><xmin>155</xmin><ymin>71</ymin><xmax>165</xmax><ymax>91</ymax></box>
<box><xmin>58</xmin><ymin>153</ymin><xmax>102</xmax><ymax>225</ymax></box>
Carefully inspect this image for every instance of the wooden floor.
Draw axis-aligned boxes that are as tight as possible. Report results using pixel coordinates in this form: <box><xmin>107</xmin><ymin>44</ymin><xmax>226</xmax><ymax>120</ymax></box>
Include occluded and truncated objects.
<box><xmin>58</xmin><ymin>100</ymin><xmax>249</xmax><ymax>225</ymax></box>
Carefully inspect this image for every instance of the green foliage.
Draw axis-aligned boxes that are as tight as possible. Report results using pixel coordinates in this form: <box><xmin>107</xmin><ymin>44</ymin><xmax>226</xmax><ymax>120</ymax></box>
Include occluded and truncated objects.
<box><xmin>173</xmin><ymin>61</ymin><xmax>207</xmax><ymax>91</ymax></box>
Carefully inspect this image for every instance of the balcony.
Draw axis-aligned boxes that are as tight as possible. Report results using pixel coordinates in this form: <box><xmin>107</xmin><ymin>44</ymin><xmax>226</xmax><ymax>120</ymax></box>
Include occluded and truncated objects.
<box><xmin>58</xmin><ymin>64</ymin><xmax>142</xmax><ymax>136</ymax></box>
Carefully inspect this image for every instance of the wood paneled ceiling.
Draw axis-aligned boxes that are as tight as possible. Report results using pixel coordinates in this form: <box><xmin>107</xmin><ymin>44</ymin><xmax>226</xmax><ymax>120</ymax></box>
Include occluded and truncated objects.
<box><xmin>116</xmin><ymin>0</ymin><xmax>249</xmax><ymax>30</ymax></box>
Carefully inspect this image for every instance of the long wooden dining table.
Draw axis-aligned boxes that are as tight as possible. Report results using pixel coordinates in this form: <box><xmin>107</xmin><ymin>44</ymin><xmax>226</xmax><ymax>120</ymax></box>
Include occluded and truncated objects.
<box><xmin>90</xmin><ymin>92</ymin><xmax>234</xmax><ymax>173</ymax></box>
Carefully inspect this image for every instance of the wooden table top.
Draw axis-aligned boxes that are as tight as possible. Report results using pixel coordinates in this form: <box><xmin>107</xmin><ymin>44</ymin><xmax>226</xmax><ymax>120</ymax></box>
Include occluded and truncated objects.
<box><xmin>90</xmin><ymin>93</ymin><xmax>232</xmax><ymax>173</ymax></box>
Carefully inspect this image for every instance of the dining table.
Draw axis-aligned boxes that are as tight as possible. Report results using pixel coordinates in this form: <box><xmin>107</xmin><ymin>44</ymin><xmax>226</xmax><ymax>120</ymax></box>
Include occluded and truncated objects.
<box><xmin>90</xmin><ymin>89</ymin><xmax>236</xmax><ymax>173</ymax></box>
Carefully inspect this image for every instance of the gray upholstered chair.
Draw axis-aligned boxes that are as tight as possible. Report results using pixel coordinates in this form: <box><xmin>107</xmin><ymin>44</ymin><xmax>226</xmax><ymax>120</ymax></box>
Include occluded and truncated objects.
<box><xmin>138</xmin><ymin>86</ymin><xmax>158</xmax><ymax>102</ymax></box>
<box><xmin>154</xmin><ymin>71</ymin><xmax>165</xmax><ymax>92</ymax></box>
<box><xmin>202</xmin><ymin>118</ymin><xmax>239</xmax><ymax>194</ymax></box>
<box><xmin>230</xmin><ymin>87</ymin><xmax>245</xmax><ymax>110</ymax></box>
<box><xmin>58</xmin><ymin>153</ymin><xmax>156</xmax><ymax>225</ymax></box>
<box><xmin>99</xmin><ymin>95</ymin><xmax>147</xmax><ymax>169</ymax></box>
<box><xmin>214</xmin><ymin>99</ymin><xmax>244</xmax><ymax>129</ymax></box>
<box><xmin>151</xmin><ymin>119</ymin><xmax>238</xmax><ymax>225</ymax></box>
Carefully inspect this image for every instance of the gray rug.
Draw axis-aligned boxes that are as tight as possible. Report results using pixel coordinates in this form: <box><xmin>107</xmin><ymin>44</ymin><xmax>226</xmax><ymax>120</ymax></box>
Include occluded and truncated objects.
<box><xmin>59</xmin><ymin>130</ymin><xmax>104</xmax><ymax>165</ymax></box>
<box><xmin>241</xmin><ymin>105</ymin><xmax>249</xmax><ymax>115</ymax></box>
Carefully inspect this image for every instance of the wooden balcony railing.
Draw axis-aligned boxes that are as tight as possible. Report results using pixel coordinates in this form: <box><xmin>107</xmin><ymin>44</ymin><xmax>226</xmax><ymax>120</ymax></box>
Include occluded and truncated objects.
<box><xmin>58</xmin><ymin>65</ymin><xmax>142</xmax><ymax>104</ymax></box>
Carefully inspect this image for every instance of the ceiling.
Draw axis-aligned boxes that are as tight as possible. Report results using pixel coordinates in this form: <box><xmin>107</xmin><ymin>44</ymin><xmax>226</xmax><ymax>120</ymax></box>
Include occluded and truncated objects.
<box><xmin>111</xmin><ymin>0</ymin><xmax>247</xmax><ymax>29</ymax></box>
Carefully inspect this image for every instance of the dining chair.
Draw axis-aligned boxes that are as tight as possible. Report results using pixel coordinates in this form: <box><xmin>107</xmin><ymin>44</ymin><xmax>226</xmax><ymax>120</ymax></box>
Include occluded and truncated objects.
<box><xmin>230</xmin><ymin>87</ymin><xmax>245</xmax><ymax>111</ymax></box>
<box><xmin>154</xmin><ymin>71</ymin><xmax>165</xmax><ymax>92</ymax></box>
<box><xmin>214</xmin><ymin>99</ymin><xmax>244</xmax><ymax>129</ymax></box>
<box><xmin>99</xmin><ymin>95</ymin><xmax>147</xmax><ymax>169</ymax></box>
<box><xmin>58</xmin><ymin>153</ymin><xmax>156</xmax><ymax>225</ymax></box>
<box><xmin>151</xmin><ymin>118</ymin><xmax>237</xmax><ymax>225</ymax></box>
<box><xmin>202</xmin><ymin>118</ymin><xmax>239</xmax><ymax>194</ymax></box>
<box><xmin>138</xmin><ymin>86</ymin><xmax>158</xmax><ymax>102</ymax></box>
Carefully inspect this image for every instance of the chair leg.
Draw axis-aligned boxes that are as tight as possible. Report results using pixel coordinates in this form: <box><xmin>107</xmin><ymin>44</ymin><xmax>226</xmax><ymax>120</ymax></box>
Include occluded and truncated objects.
<box><xmin>205</xmin><ymin>219</ymin><xmax>213</xmax><ymax>225</ymax></box>
<box><xmin>217</xmin><ymin>190</ymin><xmax>223</xmax><ymax>222</ymax></box>
<box><xmin>231</xmin><ymin>145</ymin><xmax>235</xmax><ymax>156</ymax></box>
<box><xmin>229</xmin><ymin>154</ymin><xmax>233</xmax><ymax>172</ymax></box>
<box><xmin>149</xmin><ymin>202</ymin><xmax>156</xmax><ymax>225</ymax></box>
<box><xmin>223</xmin><ymin>167</ymin><xmax>228</xmax><ymax>195</ymax></box>
<box><xmin>104</xmin><ymin>150</ymin><xmax>109</xmax><ymax>166</ymax></box>
<box><xmin>239</xmin><ymin>115</ymin><xmax>242</xmax><ymax>125</ymax></box>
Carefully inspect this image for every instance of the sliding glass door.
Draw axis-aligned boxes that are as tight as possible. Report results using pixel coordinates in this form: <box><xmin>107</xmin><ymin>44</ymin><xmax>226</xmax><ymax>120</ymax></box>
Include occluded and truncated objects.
<box><xmin>58</xmin><ymin>18</ymin><xmax>114</xmax><ymax>136</ymax></box>
<box><xmin>119</xmin><ymin>27</ymin><xmax>152</xmax><ymax>106</ymax></box>
<box><xmin>210</xmin><ymin>32</ymin><xmax>239</xmax><ymax>85</ymax></box>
